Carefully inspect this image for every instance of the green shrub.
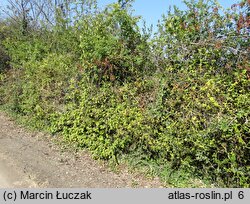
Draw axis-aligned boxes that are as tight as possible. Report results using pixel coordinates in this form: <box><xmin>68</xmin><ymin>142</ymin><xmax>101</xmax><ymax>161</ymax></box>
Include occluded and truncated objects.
<box><xmin>1</xmin><ymin>51</ymin><xmax>77</xmax><ymax>128</ymax></box>
<box><xmin>51</xmin><ymin>80</ymin><xmax>144</xmax><ymax>160</ymax></box>
<box><xmin>144</xmin><ymin>69</ymin><xmax>250</xmax><ymax>187</ymax></box>
<box><xmin>150</xmin><ymin>0</ymin><xmax>250</xmax><ymax>187</ymax></box>
<box><xmin>78</xmin><ymin>3</ymin><xmax>151</xmax><ymax>83</ymax></box>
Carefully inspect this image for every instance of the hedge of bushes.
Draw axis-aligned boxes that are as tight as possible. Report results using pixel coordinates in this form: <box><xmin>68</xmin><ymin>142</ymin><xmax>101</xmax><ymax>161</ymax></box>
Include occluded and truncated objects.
<box><xmin>0</xmin><ymin>0</ymin><xmax>249</xmax><ymax>187</ymax></box>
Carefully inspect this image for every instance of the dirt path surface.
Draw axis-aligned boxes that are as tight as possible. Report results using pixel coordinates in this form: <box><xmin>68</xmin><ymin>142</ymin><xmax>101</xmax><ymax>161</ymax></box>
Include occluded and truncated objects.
<box><xmin>0</xmin><ymin>112</ymin><xmax>162</xmax><ymax>188</ymax></box>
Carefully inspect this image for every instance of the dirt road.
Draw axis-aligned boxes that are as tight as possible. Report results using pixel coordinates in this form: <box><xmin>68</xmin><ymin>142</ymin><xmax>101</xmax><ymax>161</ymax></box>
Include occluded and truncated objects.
<box><xmin>0</xmin><ymin>153</ymin><xmax>38</xmax><ymax>187</ymax></box>
<box><xmin>0</xmin><ymin>112</ymin><xmax>162</xmax><ymax>188</ymax></box>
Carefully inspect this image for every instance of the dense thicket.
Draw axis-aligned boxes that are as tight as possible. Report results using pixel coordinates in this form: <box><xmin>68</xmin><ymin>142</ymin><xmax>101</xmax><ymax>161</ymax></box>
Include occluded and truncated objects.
<box><xmin>0</xmin><ymin>0</ymin><xmax>249</xmax><ymax>187</ymax></box>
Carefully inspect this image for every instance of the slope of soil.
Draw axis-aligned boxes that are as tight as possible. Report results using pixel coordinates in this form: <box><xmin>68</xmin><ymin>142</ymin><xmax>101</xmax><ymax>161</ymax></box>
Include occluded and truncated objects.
<box><xmin>0</xmin><ymin>112</ymin><xmax>162</xmax><ymax>188</ymax></box>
